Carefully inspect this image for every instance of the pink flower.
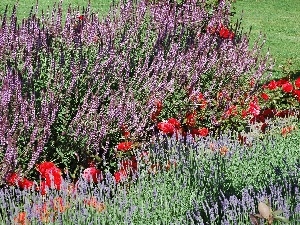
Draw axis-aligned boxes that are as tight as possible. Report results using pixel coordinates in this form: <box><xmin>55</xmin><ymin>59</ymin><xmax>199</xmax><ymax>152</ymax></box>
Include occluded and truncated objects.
<box><xmin>248</xmin><ymin>98</ymin><xmax>260</xmax><ymax>116</ymax></box>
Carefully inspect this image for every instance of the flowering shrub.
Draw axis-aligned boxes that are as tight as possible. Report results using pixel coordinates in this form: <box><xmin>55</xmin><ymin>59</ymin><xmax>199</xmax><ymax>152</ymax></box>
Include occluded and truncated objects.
<box><xmin>0</xmin><ymin>0</ymin><xmax>299</xmax><ymax>197</ymax></box>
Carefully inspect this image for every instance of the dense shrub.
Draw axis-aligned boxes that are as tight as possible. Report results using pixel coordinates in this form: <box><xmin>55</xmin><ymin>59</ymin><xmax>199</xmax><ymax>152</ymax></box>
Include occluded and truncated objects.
<box><xmin>0</xmin><ymin>0</ymin><xmax>273</xmax><ymax>186</ymax></box>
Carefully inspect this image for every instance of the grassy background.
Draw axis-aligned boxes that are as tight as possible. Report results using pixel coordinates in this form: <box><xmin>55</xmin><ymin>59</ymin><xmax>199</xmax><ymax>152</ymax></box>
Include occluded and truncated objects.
<box><xmin>231</xmin><ymin>0</ymin><xmax>300</xmax><ymax>79</ymax></box>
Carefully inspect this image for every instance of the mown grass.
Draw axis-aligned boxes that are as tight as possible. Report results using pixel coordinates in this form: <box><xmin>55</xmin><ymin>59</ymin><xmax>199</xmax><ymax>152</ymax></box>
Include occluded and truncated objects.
<box><xmin>231</xmin><ymin>0</ymin><xmax>300</xmax><ymax>79</ymax></box>
<box><xmin>0</xmin><ymin>0</ymin><xmax>114</xmax><ymax>20</ymax></box>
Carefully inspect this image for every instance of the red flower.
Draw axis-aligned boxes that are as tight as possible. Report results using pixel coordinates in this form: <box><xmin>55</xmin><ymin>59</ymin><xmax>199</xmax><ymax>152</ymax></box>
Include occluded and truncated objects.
<box><xmin>114</xmin><ymin>169</ymin><xmax>127</xmax><ymax>183</ymax></box>
<box><xmin>190</xmin><ymin>127</ymin><xmax>209</xmax><ymax>137</ymax></box>
<box><xmin>77</xmin><ymin>15</ymin><xmax>84</xmax><ymax>20</ymax></box>
<box><xmin>223</xmin><ymin>105</ymin><xmax>237</xmax><ymax>119</ymax></box>
<box><xmin>38</xmin><ymin>181</ymin><xmax>49</xmax><ymax>195</ymax></box>
<box><xmin>219</xmin><ymin>25</ymin><xmax>235</xmax><ymax>39</ymax></box>
<box><xmin>6</xmin><ymin>173</ymin><xmax>34</xmax><ymax>190</ymax></box>
<box><xmin>276</xmin><ymin>78</ymin><xmax>289</xmax><ymax>87</ymax></box>
<box><xmin>267</xmin><ymin>80</ymin><xmax>277</xmax><ymax>90</ymax></box>
<box><xmin>120</xmin><ymin>156</ymin><xmax>138</xmax><ymax>174</ymax></box>
<box><xmin>185</xmin><ymin>111</ymin><xmax>197</xmax><ymax>127</ymax></box>
<box><xmin>241</xmin><ymin>110</ymin><xmax>248</xmax><ymax>118</ymax></box>
<box><xmin>293</xmin><ymin>89</ymin><xmax>300</xmax><ymax>101</ymax></box>
<box><xmin>294</xmin><ymin>77</ymin><xmax>300</xmax><ymax>88</ymax></box>
<box><xmin>260</xmin><ymin>92</ymin><xmax>269</xmax><ymax>101</ymax></box>
<box><xmin>250</xmin><ymin>115</ymin><xmax>265</xmax><ymax>124</ymax></box>
<box><xmin>82</xmin><ymin>167</ymin><xmax>103</xmax><ymax>183</ymax></box>
<box><xmin>36</xmin><ymin>162</ymin><xmax>60</xmax><ymax>177</ymax></box>
<box><xmin>155</xmin><ymin>99</ymin><xmax>163</xmax><ymax>111</ymax></box>
<box><xmin>18</xmin><ymin>178</ymin><xmax>34</xmax><ymax>190</ymax></box>
<box><xmin>44</xmin><ymin>169</ymin><xmax>63</xmax><ymax>190</ymax></box>
<box><xmin>261</xmin><ymin>108</ymin><xmax>276</xmax><ymax>119</ymax></box>
<box><xmin>167</xmin><ymin>118</ymin><xmax>181</xmax><ymax>129</ymax></box>
<box><xmin>276</xmin><ymin>109</ymin><xmax>295</xmax><ymax>118</ymax></box>
<box><xmin>117</xmin><ymin>141</ymin><xmax>133</xmax><ymax>152</ymax></box>
<box><xmin>282</xmin><ymin>82</ymin><xmax>293</xmax><ymax>93</ymax></box>
<box><xmin>260</xmin><ymin>123</ymin><xmax>268</xmax><ymax>133</ymax></box>
<box><xmin>120</xmin><ymin>124</ymin><xmax>130</xmax><ymax>138</ymax></box>
<box><xmin>157</xmin><ymin>122</ymin><xmax>175</xmax><ymax>136</ymax></box>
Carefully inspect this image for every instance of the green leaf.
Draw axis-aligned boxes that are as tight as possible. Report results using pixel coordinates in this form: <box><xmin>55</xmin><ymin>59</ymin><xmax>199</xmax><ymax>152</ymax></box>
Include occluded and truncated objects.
<box><xmin>274</xmin><ymin>216</ymin><xmax>289</xmax><ymax>223</ymax></box>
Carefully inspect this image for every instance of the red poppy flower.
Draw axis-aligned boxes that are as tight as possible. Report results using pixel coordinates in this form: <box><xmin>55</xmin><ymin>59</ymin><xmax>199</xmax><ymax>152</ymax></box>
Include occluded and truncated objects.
<box><xmin>260</xmin><ymin>92</ymin><xmax>269</xmax><ymax>101</ymax></box>
<box><xmin>157</xmin><ymin>122</ymin><xmax>175</xmax><ymax>135</ymax></box>
<box><xmin>167</xmin><ymin>118</ymin><xmax>181</xmax><ymax>129</ymax></box>
<box><xmin>82</xmin><ymin>167</ymin><xmax>103</xmax><ymax>183</ymax></box>
<box><xmin>282</xmin><ymin>82</ymin><xmax>293</xmax><ymax>93</ymax></box>
<box><xmin>117</xmin><ymin>141</ymin><xmax>133</xmax><ymax>152</ymax></box>
<box><xmin>294</xmin><ymin>77</ymin><xmax>300</xmax><ymax>88</ymax></box>
<box><xmin>18</xmin><ymin>178</ymin><xmax>34</xmax><ymax>190</ymax></box>
<box><xmin>293</xmin><ymin>89</ymin><xmax>300</xmax><ymax>101</ymax></box>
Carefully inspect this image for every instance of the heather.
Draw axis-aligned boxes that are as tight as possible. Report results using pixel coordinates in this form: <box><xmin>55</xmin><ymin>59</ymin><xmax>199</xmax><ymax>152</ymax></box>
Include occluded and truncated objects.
<box><xmin>0</xmin><ymin>0</ymin><xmax>300</xmax><ymax>224</ymax></box>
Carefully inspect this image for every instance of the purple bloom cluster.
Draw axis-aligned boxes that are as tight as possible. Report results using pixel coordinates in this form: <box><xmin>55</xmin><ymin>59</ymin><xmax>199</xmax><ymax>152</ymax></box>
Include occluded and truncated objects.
<box><xmin>0</xmin><ymin>0</ymin><xmax>273</xmax><ymax>185</ymax></box>
<box><xmin>188</xmin><ymin>182</ymin><xmax>300</xmax><ymax>224</ymax></box>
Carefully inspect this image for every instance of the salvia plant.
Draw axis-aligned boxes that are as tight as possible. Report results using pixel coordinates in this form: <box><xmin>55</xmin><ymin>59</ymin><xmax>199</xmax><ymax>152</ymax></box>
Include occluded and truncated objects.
<box><xmin>0</xmin><ymin>0</ymin><xmax>278</xmax><ymax>188</ymax></box>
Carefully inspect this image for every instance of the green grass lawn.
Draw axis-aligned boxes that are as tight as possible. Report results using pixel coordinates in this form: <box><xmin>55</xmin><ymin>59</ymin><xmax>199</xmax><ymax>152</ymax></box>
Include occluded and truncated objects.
<box><xmin>0</xmin><ymin>0</ymin><xmax>114</xmax><ymax>20</ymax></box>
<box><xmin>232</xmin><ymin>0</ymin><xmax>300</xmax><ymax>79</ymax></box>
